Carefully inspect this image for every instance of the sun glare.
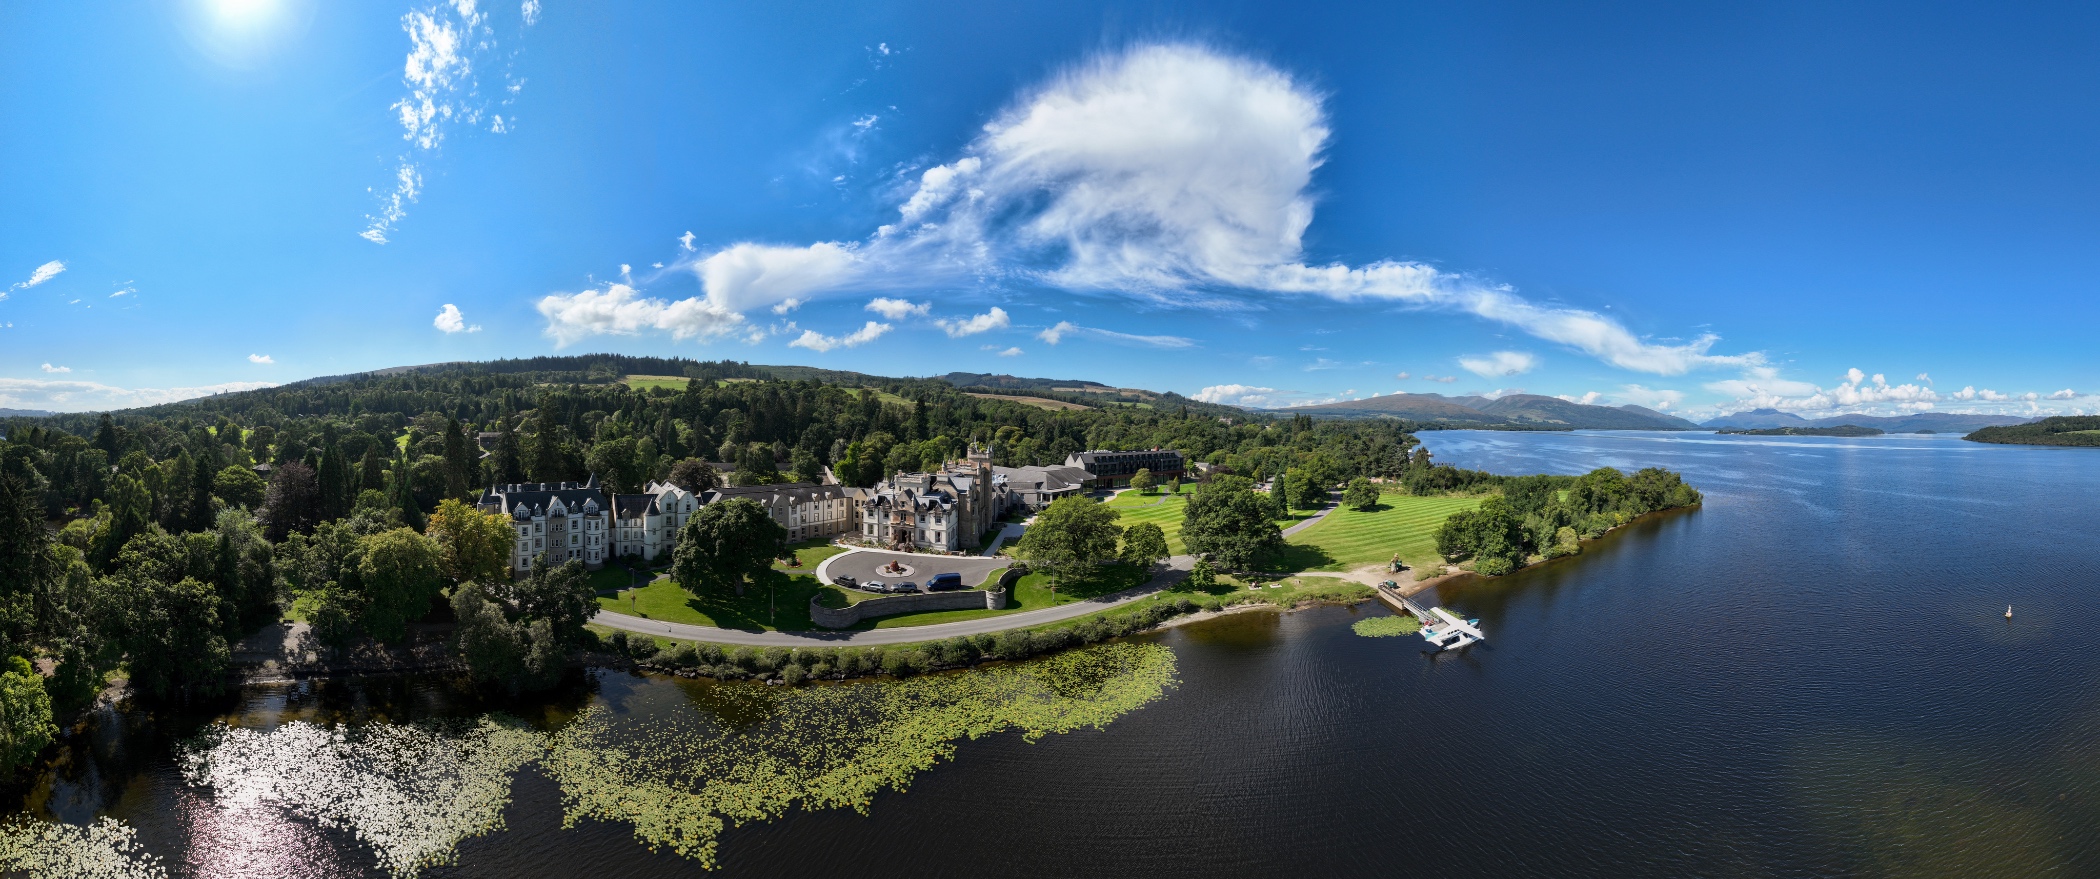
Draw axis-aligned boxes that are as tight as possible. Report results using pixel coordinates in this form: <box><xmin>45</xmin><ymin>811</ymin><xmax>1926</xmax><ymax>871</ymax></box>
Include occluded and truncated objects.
<box><xmin>211</xmin><ymin>0</ymin><xmax>275</xmax><ymax>23</ymax></box>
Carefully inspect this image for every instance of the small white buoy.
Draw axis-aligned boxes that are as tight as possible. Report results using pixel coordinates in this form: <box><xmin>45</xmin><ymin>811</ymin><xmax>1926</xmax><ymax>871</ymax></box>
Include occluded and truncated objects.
<box><xmin>2006</xmin><ymin>605</ymin><xmax>2014</xmax><ymax>620</ymax></box>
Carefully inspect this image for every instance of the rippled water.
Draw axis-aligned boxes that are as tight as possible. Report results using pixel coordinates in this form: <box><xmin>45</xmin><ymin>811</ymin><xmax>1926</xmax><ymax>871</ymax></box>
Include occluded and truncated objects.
<box><xmin>6</xmin><ymin>430</ymin><xmax>2098</xmax><ymax>877</ymax></box>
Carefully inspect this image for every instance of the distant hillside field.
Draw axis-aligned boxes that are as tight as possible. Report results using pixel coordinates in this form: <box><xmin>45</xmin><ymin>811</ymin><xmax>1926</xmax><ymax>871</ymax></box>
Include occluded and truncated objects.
<box><xmin>963</xmin><ymin>392</ymin><xmax>1093</xmax><ymax>411</ymax></box>
<box><xmin>1966</xmin><ymin>416</ymin><xmax>2100</xmax><ymax>447</ymax></box>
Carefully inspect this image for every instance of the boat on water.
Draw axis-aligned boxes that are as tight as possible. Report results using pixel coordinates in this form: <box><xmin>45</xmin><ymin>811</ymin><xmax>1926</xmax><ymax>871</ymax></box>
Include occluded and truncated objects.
<box><xmin>1419</xmin><ymin>606</ymin><xmax>1486</xmax><ymax>650</ymax></box>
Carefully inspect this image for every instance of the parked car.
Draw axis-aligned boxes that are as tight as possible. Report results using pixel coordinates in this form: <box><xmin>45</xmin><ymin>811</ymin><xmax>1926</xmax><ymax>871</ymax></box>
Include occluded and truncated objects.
<box><xmin>832</xmin><ymin>575</ymin><xmax>859</xmax><ymax>589</ymax></box>
<box><xmin>925</xmin><ymin>572</ymin><xmax>964</xmax><ymax>591</ymax></box>
<box><xmin>895</xmin><ymin>581</ymin><xmax>920</xmax><ymax>593</ymax></box>
<box><xmin>865</xmin><ymin>580</ymin><xmax>887</xmax><ymax>593</ymax></box>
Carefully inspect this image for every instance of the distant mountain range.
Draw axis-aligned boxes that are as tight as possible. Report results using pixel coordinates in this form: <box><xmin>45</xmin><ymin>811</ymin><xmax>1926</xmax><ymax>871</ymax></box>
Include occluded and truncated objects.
<box><xmin>0</xmin><ymin>408</ymin><xmax>55</xmax><ymax>418</ymax></box>
<box><xmin>1279</xmin><ymin>393</ymin><xmax>1703</xmax><ymax>430</ymax></box>
<box><xmin>1699</xmin><ymin>408</ymin><xmax>2033</xmax><ymax>434</ymax></box>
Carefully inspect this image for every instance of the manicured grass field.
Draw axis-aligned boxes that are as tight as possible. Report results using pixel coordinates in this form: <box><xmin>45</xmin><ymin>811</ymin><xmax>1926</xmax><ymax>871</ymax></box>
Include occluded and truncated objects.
<box><xmin>594</xmin><ymin>540</ymin><xmax>849</xmax><ymax>631</ymax></box>
<box><xmin>1273</xmin><ymin>492</ymin><xmax>1480</xmax><ymax>573</ymax></box>
<box><xmin>1102</xmin><ymin>486</ymin><xmax>1316</xmax><ymax>556</ymax></box>
<box><xmin>622</xmin><ymin>374</ymin><xmax>691</xmax><ymax>391</ymax></box>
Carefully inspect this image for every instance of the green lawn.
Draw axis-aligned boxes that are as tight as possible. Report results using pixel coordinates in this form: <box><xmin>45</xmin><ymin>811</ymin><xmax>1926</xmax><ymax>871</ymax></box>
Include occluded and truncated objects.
<box><xmin>1270</xmin><ymin>492</ymin><xmax>1480</xmax><ymax>574</ymax></box>
<box><xmin>1099</xmin><ymin>487</ymin><xmax>1316</xmax><ymax>557</ymax></box>
<box><xmin>622</xmin><ymin>374</ymin><xmax>691</xmax><ymax>391</ymax></box>
<box><xmin>594</xmin><ymin>541</ymin><xmax>848</xmax><ymax>631</ymax></box>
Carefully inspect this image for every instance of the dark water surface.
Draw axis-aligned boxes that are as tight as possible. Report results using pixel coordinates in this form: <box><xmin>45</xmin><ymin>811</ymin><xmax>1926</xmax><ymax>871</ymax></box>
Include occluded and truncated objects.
<box><xmin>13</xmin><ymin>430</ymin><xmax>2100</xmax><ymax>878</ymax></box>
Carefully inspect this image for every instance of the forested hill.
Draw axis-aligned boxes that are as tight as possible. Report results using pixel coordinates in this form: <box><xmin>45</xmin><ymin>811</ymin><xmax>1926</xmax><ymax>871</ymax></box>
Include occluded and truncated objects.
<box><xmin>1965</xmin><ymin>416</ymin><xmax>2100</xmax><ymax>447</ymax></box>
<box><xmin>0</xmin><ymin>355</ymin><xmax>1436</xmax><ymax>525</ymax></box>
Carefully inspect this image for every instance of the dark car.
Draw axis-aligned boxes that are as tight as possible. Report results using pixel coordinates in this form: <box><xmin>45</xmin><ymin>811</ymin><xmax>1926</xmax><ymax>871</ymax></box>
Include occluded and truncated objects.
<box><xmin>925</xmin><ymin>572</ymin><xmax>964</xmax><ymax>591</ymax></box>
<box><xmin>832</xmin><ymin>575</ymin><xmax>859</xmax><ymax>589</ymax></box>
<box><xmin>894</xmin><ymin>581</ymin><xmax>920</xmax><ymax>593</ymax></box>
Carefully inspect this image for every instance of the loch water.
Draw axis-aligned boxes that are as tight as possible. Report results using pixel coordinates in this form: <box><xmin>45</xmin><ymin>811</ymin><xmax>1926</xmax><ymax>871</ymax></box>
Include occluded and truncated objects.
<box><xmin>10</xmin><ymin>430</ymin><xmax>2100</xmax><ymax>878</ymax></box>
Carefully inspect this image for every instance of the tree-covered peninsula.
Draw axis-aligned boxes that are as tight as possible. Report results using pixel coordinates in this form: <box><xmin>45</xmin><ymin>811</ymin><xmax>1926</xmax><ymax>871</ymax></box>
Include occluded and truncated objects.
<box><xmin>1965</xmin><ymin>416</ymin><xmax>2100</xmax><ymax>447</ymax></box>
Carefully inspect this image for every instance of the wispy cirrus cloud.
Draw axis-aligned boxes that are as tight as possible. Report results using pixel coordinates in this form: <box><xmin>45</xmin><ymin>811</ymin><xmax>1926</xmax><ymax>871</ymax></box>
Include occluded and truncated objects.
<box><xmin>6</xmin><ymin>260</ymin><xmax>65</xmax><ymax>298</ymax></box>
<box><xmin>362</xmin><ymin>0</ymin><xmax>537</xmax><ymax>244</ymax></box>
<box><xmin>1459</xmin><ymin>351</ymin><xmax>1537</xmax><ymax>379</ymax></box>
<box><xmin>1036</xmin><ymin>321</ymin><xmax>1194</xmax><ymax>349</ymax></box>
<box><xmin>534</xmin><ymin>43</ymin><xmax>1759</xmax><ymax>373</ymax></box>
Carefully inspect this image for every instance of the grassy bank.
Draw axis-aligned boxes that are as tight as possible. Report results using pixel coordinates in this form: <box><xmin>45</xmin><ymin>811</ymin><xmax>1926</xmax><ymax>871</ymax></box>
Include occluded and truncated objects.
<box><xmin>594</xmin><ymin>540</ymin><xmax>849</xmax><ymax>632</ymax></box>
<box><xmin>1271</xmin><ymin>492</ymin><xmax>1481</xmax><ymax>574</ymax></box>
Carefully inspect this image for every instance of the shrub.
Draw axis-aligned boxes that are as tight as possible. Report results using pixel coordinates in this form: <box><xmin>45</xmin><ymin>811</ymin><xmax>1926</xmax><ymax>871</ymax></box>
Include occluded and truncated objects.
<box><xmin>780</xmin><ymin>663</ymin><xmax>807</xmax><ymax>685</ymax></box>
<box><xmin>758</xmin><ymin>647</ymin><xmax>790</xmax><ymax>673</ymax></box>
<box><xmin>1474</xmin><ymin>556</ymin><xmax>1514</xmax><ymax>576</ymax></box>
<box><xmin>605</xmin><ymin>631</ymin><xmax>630</xmax><ymax>655</ymax></box>
<box><xmin>729</xmin><ymin>646</ymin><xmax>757</xmax><ymax>671</ymax></box>
<box><xmin>711</xmin><ymin>664</ymin><xmax>740</xmax><ymax>680</ymax></box>
<box><xmin>696</xmin><ymin>643</ymin><xmax>725</xmax><ymax>666</ymax></box>
<box><xmin>666</xmin><ymin>645</ymin><xmax>699</xmax><ymax>668</ymax></box>
<box><xmin>809</xmin><ymin>661</ymin><xmax>833</xmax><ymax>679</ymax></box>
<box><xmin>840</xmin><ymin>650</ymin><xmax>868</xmax><ymax>675</ymax></box>
<box><xmin>881</xmin><ymin>650</ymin><xmax>920</xmax><ymax>677</ymax></box>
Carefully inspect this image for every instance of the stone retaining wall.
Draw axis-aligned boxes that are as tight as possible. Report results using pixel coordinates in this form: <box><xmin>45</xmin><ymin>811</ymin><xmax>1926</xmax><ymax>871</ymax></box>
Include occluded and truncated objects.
<box><xmin>810</xmin><ymin>587</ymin><xmax>1010</xmax><ymax>629</ymax></box>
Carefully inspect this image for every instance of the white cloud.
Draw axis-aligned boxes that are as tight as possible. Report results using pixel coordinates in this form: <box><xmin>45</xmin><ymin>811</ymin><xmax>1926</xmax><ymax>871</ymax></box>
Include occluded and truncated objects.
<box><xmin>1459</xmin><ymin>351</ymin><xmax>1537</xmax><ymax>379</ymax></box>
<box><xmin>2046</xmin><ymin>388</ymin><xmax>2077</xmax><ymax>400</ymax></box>
<box><xmin>1425</xmin><ymin>374</ymin><xmax>1456</xmax><ymax>384</ymax></box>
<box><xmin>865</xmin><ymin>297</ymin><xmax>931</xmax><ymax>319</ymax></box>
<box><xmin>852</xmin><ymin>114</ymin><xmax>879</xmax><ymax>131</ymax></box>
<box><xmin>1035</xmin><ymin>320</ymin><xmax>1194</xmax><ymax>348</ymax></box>
<box><xmin>691</xmin><ymin>241</ymin><xmax>862</xmax><ymax>314</ymax></box>
<box><xmin>1706</xmin><ymin>366</ymin><xmax>1943</xmax><ymax>416</ymax></box>
<box><xmin>109</xmin><ymin>287</ymin><xmax>132</xmax><ymax>298</ymax></box>
<box><xmin>1394</xmin><ymin>371</ymin><xmax>1411</xmax><ymax>380</ymax></box>
<box><xmin>363</xmin><ymin>0</ymin><xmax>534</xmax><ymax>243</ymax></box>
<box><xmin>0</xmin><ymin>377</ymin><xmax>276</xmax><ymax>413</ymax></box>
<box><xmin>997</xmin><ymin>347</ymin><xmax>1023</xmax><ymax>357</ymax></box>
<box><xmin>537</xmin><ymin>283</ymin><xmax>744</xmax><ymax>347</ymax></box>
<box><xmin>542</xmin><ymin>44</ymin><xmax>1754</xmax><ymax>372</ymax></box>
<box><xmin>248</xmin><ymin>354</ymin><xmax>274</xmax><ymax>364</ymax></box>
<box><xmin>39</xmin><ymin>363</ymin><xmax>69</xmax><ymax>374</ymax></box>
<box><xmin>1917</xmin><ymin>372</ymin><xmax>1932</xmax><ymax>384</ymax></box>
<box><xmin>787</xmin><ymin>321</ymin><xmax>891</xmax><ymax>353</ymax></box>
<box><xmin>8</xmin><ymin>260</ymin><xmax>65</xmax><ymax>294</ymax></box>
<box><xmin>935</xmin><ymin>307</ymin><xmax>1010</xmax><ymax>337</ymax></box>
<box><xmin>678</xmin><ymin>231</ymin><xmax>696</xmax><ymax>252</ymax></box>
<box><xmin>771</xmin><ymin>298</ymin><xmax>803</xmax><ymax>315</ymax></box>
<box><xmin>1617</xmin><ymin>385</ymin><xmax>1685</xmax><ymax>411</ymax></box>
<box><xmin>1192</xmin><ymin>384</ymin><xmax>1278</xmax><ymax>407</ymax></box>
<box><xmin>1558</xmin><ymin>391</ymin><xmax>1604</xmax><ymax>405</ymax></box>
<box><xmin>433</xmin><ymin>303</ymin><xmax>482</xmax><ymax>334</ymax></box>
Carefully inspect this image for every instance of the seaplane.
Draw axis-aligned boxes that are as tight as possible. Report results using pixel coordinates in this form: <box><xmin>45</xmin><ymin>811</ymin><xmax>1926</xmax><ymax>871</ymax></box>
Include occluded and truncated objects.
<box><xmin>1418</xmin><ymin>607</ymin><xmax>1486</xmax><ymax>650</ymax></box>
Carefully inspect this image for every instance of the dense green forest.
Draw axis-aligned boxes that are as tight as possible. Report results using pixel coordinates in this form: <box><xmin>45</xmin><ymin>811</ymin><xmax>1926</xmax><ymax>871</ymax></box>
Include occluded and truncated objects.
<box><xmin>1965</xmin><ymin>416</ymin><xmax>2100</xmax><ymax>447</ymax></box>
<box><xmin>0</xmin><ymin>354</ymin><xmax>1698</xmax><ymax>779</ymax></box>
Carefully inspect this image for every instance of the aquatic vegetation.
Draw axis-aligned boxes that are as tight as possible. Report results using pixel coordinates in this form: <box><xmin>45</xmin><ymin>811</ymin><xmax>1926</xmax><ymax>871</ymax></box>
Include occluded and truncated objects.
<box><xmin>177</xmin><ymin>716</ymin><xmax>545</xmax><ymax>877</ymax></box>
<box><xmin>0</xmin><ymin>816</ymin><xmax>168</xmax><ymax>879</ymax></box>
<box><xmin>545</xmin><ymin>641</ymin><xmax>1178</xmax><ymax>868</ymax></box>
<box><xmin>1352</xmin><ymin>615</ymin><xmax>1422</xmax><ymax>637</ymax></box>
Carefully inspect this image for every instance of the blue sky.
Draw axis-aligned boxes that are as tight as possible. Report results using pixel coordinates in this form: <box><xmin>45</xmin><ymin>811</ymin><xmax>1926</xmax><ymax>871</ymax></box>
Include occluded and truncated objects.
<box><xmin>4</xmin><ymin>0</ymin><xmax>2097</xmax><ymax>418</ymax></box>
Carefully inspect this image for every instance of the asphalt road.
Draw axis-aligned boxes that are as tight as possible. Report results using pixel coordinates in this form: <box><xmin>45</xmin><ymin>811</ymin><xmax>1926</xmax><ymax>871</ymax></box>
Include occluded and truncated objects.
<box><xmin>591</xmin><ymin>552</ymin><xmax>1193</xmax><ymax>646</ymax></box>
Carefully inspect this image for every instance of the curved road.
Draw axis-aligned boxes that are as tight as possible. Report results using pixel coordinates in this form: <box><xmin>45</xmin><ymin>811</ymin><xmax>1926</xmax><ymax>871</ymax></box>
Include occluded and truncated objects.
<box><xmin>591</xmin><ymin>494</ymin><xmax>1335</xmax><ymax>647</ymax></box>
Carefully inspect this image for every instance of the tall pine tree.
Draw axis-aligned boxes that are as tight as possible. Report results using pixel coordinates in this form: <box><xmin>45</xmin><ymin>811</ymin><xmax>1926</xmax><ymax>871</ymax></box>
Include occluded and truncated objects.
<box><xmin>443</xmin><ymin>418</ymin><xmax>473</xmax><ymax>500</ymax></box>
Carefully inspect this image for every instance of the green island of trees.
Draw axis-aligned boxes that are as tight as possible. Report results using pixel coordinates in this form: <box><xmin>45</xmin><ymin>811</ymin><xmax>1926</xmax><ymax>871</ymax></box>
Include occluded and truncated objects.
<box><xmin>1965</xmin><ymin>416</ymin><xmax>2100</xmax><ymax>447</ymax></box>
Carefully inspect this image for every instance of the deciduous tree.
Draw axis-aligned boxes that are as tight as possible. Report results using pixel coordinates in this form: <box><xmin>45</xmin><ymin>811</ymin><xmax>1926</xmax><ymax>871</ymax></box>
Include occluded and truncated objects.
<box><xmin>427</xmin><ymin>498</ymin><xmax>515</xmax><ymax>585</ymax></box>
<box><xmin>1181</xmin><ymin>476</ymin><xmax>1281</xmax><ymax>572</ymax></box>
<box><xmin>1013</xmin><ymin>496</ymin><xmax>1124</xmax><ymax>581</ymax></box>
<box><xmin>673</xmin><ymin>498</ymin><xmax>786</xmax><ymax>597</ymax></box>
<box><xmin>1119</xmin><ymin>521</ymin><xmax>1170</xmax><ymax>568</ymax></box>
<box><xmin>1342</xmin><ymin>477</ymin><xmax>1380</xmax><ymax>511</ymax></box>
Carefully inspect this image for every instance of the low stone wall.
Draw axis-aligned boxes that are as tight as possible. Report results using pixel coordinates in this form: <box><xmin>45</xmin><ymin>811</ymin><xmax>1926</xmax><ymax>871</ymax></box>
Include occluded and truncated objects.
<box><xmin>811</xmin><ymin>587</ymin><xmax>1010</xmax><ymax>629</ymax></box>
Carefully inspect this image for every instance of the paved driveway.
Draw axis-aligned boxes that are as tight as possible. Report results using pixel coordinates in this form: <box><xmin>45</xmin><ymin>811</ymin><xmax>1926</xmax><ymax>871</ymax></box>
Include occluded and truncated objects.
<box><xmin>593</xmin><ymin>554</ymin><xmax>1192</xmax><ymax>646</ymax></box>
<box><xmin>818</xmin><ymin>548</ymin><xmax>1010</xmax><ymax>590</ymax></box>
